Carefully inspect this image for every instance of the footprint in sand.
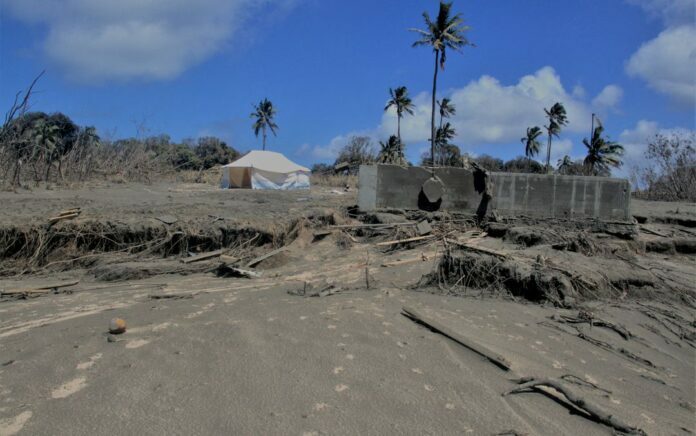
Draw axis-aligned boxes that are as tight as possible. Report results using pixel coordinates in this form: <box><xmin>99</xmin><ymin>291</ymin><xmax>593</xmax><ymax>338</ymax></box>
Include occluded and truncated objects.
<box><xmin>125</xmin><ymin>339</ymin><xmax>150</xmax><ymax>349</ymax></box>
<box><xmin>345</xmin><ymin>354</ymin><xmax>354</xmax><ymax>360</ymax></box>
<box><xmin>333</xmin><ymin>366</ymin><xmax>344</xmax><ymax>374</ymax></box>
<box><xmin>300</xmin><ymin>316</ymin><xmax>308</xmax><ymax>320</ymax></box>
<box><xmin>411</xmin><ymin>368</ymin><xmax>423</xmax><ymax>374</ymax></box>
<box><xmin>327</xmin><ymin>325</ymin><xmax>337</xmax><ymax>330</ymax></box>
<box><xmin>0</xmin><ymin>410</ymin><xmax>32</xmax><ymax>435</ymax></box>
<box><xmin>334</xmin><ymin>384</ymin><xmax>349</xmax><ymax>393</ymax></box>
<box><xmin>52</xmin><ymin>377</ymin><xmax>87</xmax><ymax>399</ymax></box>
<box><xmin>445</xmin><ymin>403</ymin><xmax>455</xmax><ymax>410</ymax></box>
<box><xmin>76</xmin><ymin>353</ymin><xmax>103</xmax><ymax>370</ymax></box>
<box><xmin>424</xmin><ymin>384</ymin><xmax>435</xmax><ymax>392</ymax></box>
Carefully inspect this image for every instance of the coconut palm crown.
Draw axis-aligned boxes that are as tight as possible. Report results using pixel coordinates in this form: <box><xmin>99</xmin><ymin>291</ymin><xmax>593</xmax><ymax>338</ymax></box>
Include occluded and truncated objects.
<box><xmin>384</xmin><ymin>86</ymin><xmax>415</xmax><ymax>143</ymax></box>
<box><xmin>543</xmin><ymin>102</ymin><xmax>568</xmax><ymax>171</ymax></box>
<box><xmin>250</xmin><ymin>98</ymin><xmax>278</xmax><ymax>150</ymax></box>
<box><xmin>411</xmin><ymin>1</ymin><xmax>472</xmax><ymax>167</ymax></box>
<box><xmin>583</xmin><ymin>125</ymin><xmax>624</xmax><ymax>176</ymax></box>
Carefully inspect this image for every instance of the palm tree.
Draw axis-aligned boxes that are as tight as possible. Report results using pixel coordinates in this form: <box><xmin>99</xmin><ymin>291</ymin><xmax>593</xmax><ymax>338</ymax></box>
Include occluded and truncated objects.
<box><xmin>384</xmin><ymin>86</ymin><xmax>415</xmax><ymax>143</ymax></box>
<box><xmin>583</xmin><ymin>125</ymin><xmax>624</xmax><ymax>176</ymax></box>
<box><xmin>435</xmin><ymin>121</ymin><xmax>456</xmax><ymax>165</ymax></box>
<box><xmin>378</xmin><ymin>135</ymin><xmax>407</xmax><ymax>166</ymax></box>
<box><xmin>557</xmin><ymin>155</ymin><xmax>573</xmax><ymax>175</ymax></box>
<box><xmin>543</xmin><ymin>102</ymin><xmax>568</xmax><ymax>172</ymax></box>
<box><xmin>437</xmin><ymin>97</ymin><xmax>456</xmax><ymax>128</ymax></box>
<box><xmin>521</xmin><ymin>126</ymin><xmax>543</xmax><ymax>171</ymax></box>
<box><xmin>250</xmin><ymin>98</ymin><xmax>278</xmax><ymax>150</ymax></box>
<box><xmin>411</xmin><ymin>1</ymin><xmax>472</xmax><ymax>167</ymax></box>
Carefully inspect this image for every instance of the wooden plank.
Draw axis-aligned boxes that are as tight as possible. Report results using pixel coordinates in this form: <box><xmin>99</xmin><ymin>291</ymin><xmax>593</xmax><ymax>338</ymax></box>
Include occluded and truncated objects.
<box><xmin>181</xmin><ymin>249</ymin><xmax>225</xmax><ymax>264</ymax></box>
<box><xmin>402</xmin><ymin>306</ymin><xmax>511</xmax><ymax>371</ymax></box>
<box><xmin>245</xmin><ymin>246</ymin><xmax>288</xmax><ymax>268</ymax></box>
<box><xmin>375</xmin><ymin>235</ymin><xmax>435</xmax><ymax>247</ymax></box>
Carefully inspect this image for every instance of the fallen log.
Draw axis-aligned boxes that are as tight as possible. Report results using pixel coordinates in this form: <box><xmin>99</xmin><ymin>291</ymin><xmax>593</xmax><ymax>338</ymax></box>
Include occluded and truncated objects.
<box><xmin>504</xmin><ymin>377</ymin><xmax>646</xmax><ymax>435</ymax></box>
<box><xmin>181</xmin><ymin>249</ymin><xmax>225</xmax><ymax>264</ymax></box>
<box><xmin>48</xmin><ymin>212</ymin><xmax>80</xmax><ymax>224</ymax></box>
<box><xmin>444</xmin><ymin>238</ymin><xmax>508</xmax><ymax>258</ymax></box>
<box><xmin>401</xmin><ymin>306</ymin><xmax>511</xmax><ymax>371</ymax></box>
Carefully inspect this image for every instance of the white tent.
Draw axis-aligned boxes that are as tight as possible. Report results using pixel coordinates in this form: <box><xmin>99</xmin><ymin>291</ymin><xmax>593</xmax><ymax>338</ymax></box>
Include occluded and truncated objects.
<box><xmin>220</xmin><ymin>150</ymin><xmax>311</xmax><ymax>190</ymax></box>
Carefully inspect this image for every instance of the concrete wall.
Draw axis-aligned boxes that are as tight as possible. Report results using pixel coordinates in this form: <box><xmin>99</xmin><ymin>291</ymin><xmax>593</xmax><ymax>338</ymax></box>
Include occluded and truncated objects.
<box><xmin>358</xmin><ymin>164</ymin><xmax>631</xmax><ymax>221</ymax></box>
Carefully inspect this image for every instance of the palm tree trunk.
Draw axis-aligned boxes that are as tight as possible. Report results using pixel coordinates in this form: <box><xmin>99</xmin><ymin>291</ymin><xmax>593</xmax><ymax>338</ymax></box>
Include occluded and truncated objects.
<box><xmin>397</xmin><ymin>114</ymin><xmax>401</xmax><ymax>143</ymax></box>
<box><xmin>545</xmin><ymin>132</ymin><xmax>552</xmax><ymax>173</ymax></box>
<box><xmin>430</xmin><ymin>50</ymin><xmax>440</xmax><ymax>168</ymax></box>
<box><xmin>262</xmin><ymin>126</ymin><xmax>267</xmax><ymax>151</ymax></box>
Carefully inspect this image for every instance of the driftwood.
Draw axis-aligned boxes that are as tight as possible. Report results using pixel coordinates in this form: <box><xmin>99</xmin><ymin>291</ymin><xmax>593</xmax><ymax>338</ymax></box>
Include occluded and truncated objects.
<box><xmin>48</xmin><ymin>212</ymin><xmax>80</xmax><ymax>224</ymax></box>
<box><xmin>148</xmin><ymin>292</ymin><xmax>198</xmax><ymax>300</ymax></box>
<box><xmin>576</xmin><ymin>330</ymin><xmax>656</xmax><ymax>368</ymax></box>
<box><xmin>504</xmin><ymin>377</ymin><xmax>646</xmax><ymax>435</ymax></box>
<box><xmin>181</xmin><ymin>249</ymin><xmax>225</xmax><ymax>264</ymax></box>
<box><xmin>444</xmin><ymin>238</ymin><xmax>508</xmax><ymax>258</ymax></box>
<box><xmin>401</xmin><ymin>306</ymin><xmax>511</xmax><ymax>371</ymax></box>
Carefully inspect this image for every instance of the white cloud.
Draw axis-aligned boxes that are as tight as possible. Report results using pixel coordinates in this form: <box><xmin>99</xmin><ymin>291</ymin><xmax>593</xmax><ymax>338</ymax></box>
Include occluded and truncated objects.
<box><xmin>626</xmin><ymin>25</ymin><xmax>696</xmax><ymax>105</ymax></box>
<box><xmin>380</xmin><ymin>67</ymin><xmax>604</xmax><ymax>147</ymax></box>
<box><xmin>592</xmin><ymin>85</ymin><xmax>624</xmax><ymax>109</ymax></box>
<box><xmin>2</xmin><ymin>0</ymin><xmax>297</xmax><ymax>81</ymax></box>
<box><xmin>626</xmin><ymin>0</ymin><xmax>695</xmax><ymax>26</ymax></box>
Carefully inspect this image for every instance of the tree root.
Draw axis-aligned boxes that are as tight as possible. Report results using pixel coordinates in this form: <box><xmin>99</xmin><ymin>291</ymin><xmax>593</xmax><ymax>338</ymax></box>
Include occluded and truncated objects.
<box><xmin>576</xmin><ymin>330</ymin><xmax>657</xmax><ymax>369</ymax></box>
<box><xmin>503</xmin><ymin>377</ymin><xmax>647</xmax><ymax>435</ymax></box>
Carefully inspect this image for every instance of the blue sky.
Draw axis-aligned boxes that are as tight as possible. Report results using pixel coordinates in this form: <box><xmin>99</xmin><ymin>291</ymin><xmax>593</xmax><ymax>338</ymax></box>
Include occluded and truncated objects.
<box><xmin>1</xmin><ymin>0</ymin><xmax>694</xmax><ymax>173</ymax></box>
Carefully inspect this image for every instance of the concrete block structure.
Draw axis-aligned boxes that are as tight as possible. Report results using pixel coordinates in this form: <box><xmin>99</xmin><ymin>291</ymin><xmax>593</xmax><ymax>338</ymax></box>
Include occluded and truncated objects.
<box><xmin>358</xmin><ymin>164</ymin><xmax>631</xmax><ymax>221</ymax></box>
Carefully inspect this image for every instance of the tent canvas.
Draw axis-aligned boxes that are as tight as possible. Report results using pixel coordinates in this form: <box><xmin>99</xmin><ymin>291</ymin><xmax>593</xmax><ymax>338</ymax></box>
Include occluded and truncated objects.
<box><xmin>220</xmin><ymin>150</ymin><xmax>311</xmax><ymax>190</ymax></box>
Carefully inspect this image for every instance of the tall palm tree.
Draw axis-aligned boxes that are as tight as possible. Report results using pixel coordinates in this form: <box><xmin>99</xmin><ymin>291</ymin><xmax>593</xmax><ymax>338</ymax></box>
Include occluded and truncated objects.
<box><xmin>543</xmin><ymin>102</ymin><xmax>568</xmax><ymax>172</ymax></box>
<box><xmin>437</xmin><ymin>97</ymin><xmax>456</xmax><ymax>128</ymax></box>
<box><xmin>378</xmin><ymin>135</ymin><xmax>407</xmax><ymax>166</ymax></box>
<box><xmin>583</xmin><ymin>125</ymin><xmax>624</xmax><ymax>176</ymax></box>
<box><xmin>384</xmin><ymin>86</ymin><xmax>415</xmax><ymax>143</ymax></box>
<box><xmin>521</xmin><ymin>126</ymin><xmax>543</xmax><ymax>171</ymax></box>
<box><xmin>411</xmin><ymin>1</ymin><xmax>472</xmax><ymax>167</ymax></box>
<box><xmin>250</xmin><ymin>98</ymin><xmax>278</xmax><ymax>150</ymax></box>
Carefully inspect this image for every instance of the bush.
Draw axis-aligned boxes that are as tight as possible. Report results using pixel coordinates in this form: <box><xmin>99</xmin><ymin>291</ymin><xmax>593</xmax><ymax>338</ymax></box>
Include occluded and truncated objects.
<box><xmin>632</xmin><ymin>132</ymin><xmax>696</xmax><ymax>202</ymax></box>
<box><xmin>333</xmin><ymin>136</ymin><xmax>376</xmax><ymax>174</ymax></box>
<box><xmin>194</xmin><ymin>137</ymin><xmax>239</xmax><ymax>169</ymax></box>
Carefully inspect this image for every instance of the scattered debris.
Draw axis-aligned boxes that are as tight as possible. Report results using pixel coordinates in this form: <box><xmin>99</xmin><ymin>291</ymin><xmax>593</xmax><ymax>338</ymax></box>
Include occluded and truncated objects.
<box><xmin>287</xmin><ymin>282</ymin><xmax>340</xmax><ymax>297</ymax></box>
<box><xmin>109</xmin><ymin>318</ymin><xmax>127</xmax><ymax>334</ymax></box>
<box><xmin>219</xmin><ymin>255</ymin><xmax>239</xmax><ymax>264</ymax></box>
<box><xmin>381</xmin><ymin>252</ymin><xmax>435</xmax><ymax>267</ymax></box>
<box><xmin>312</xmin><ymin>230</ymin><xmax>333</xmax><ymax>241</ymax></box>
<box><xmin>401</xmin><ymin>306</ymin><xmax>511</xmax><ymax>371</ymax></box>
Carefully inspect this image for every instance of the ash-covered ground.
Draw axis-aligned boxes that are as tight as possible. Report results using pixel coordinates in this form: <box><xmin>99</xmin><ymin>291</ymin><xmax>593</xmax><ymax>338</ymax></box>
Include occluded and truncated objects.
<box><xmin>0</xmin><ymin>182</ymin><xmax>694</xmax><ymax>435</ymax></box>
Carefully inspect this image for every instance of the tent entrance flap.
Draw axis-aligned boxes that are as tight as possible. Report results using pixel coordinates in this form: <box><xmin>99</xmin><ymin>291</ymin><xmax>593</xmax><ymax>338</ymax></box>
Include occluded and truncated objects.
<box><xmin>226</xmin><ymin>167</ymin><xmax>251</xmax><ymax>188</ymax></box>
